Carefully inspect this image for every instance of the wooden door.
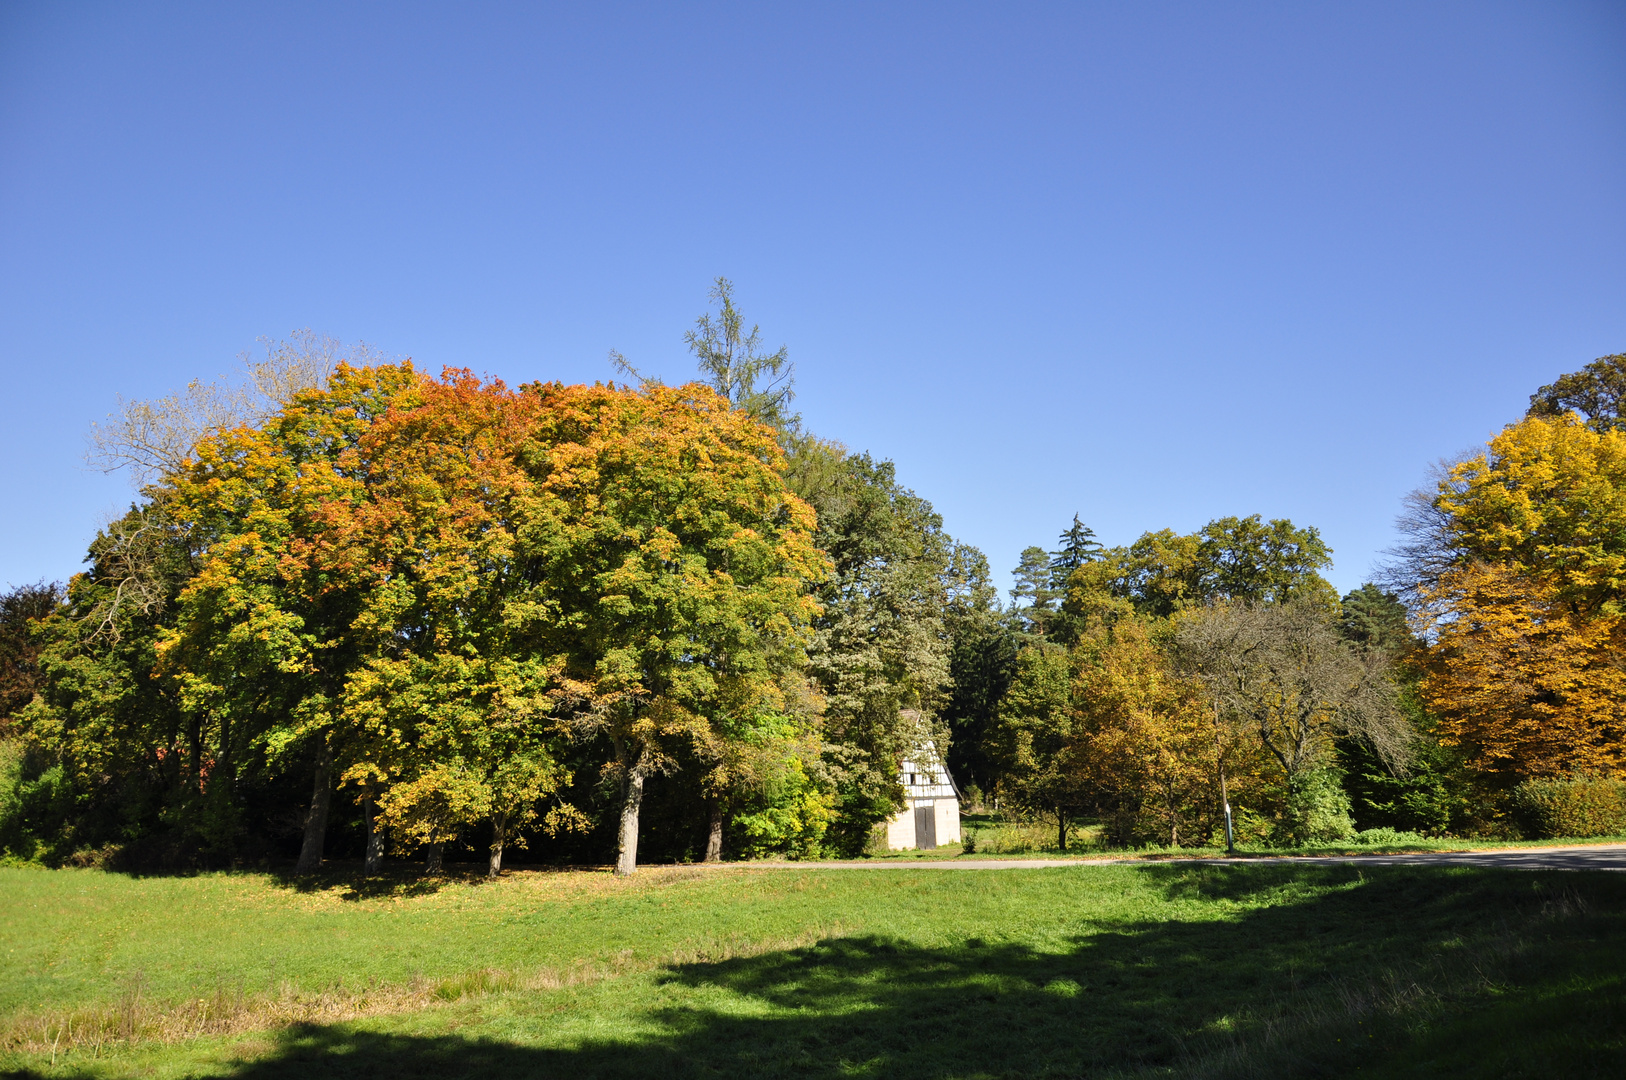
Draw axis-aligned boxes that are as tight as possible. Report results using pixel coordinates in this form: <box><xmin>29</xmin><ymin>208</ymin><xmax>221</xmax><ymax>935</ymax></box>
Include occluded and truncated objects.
<box><xmin>914</xmin><ymin>803</ymin><xmax>937</xmax><ymax>849</ymax></box>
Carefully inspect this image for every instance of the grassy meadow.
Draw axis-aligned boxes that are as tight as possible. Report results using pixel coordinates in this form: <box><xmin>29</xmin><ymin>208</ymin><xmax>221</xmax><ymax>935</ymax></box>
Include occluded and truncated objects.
<box><xmin>1</xmin><ymin>860</ymin><xmax>1623</xmax><ymax>1078</ymax></box>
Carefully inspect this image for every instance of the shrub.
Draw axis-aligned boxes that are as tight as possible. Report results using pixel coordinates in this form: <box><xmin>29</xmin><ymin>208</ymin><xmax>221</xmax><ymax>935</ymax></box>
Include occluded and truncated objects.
<box><xmin>1229</xmin><ymin>806</ymin><xmax>1273</xmax><ymax>845</ymax></box>
<box><xmin>1273</xmin><ymin>770</ymin><xmax>1356</xmax><ymax>846</ymax></box>
<box><xmin>0</xmin><ymin>738</ymin><xmax>76</xmax><ymax>863</ymax></box>
<box><xmin>1510</xmin><ymin>775</ymin><xmax>1626</xmax><ymax>839</ymax></box>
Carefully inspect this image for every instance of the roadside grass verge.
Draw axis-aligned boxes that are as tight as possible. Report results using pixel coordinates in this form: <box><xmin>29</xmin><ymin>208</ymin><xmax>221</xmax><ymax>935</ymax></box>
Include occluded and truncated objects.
<box><xmin>865</xmin><ymin>814</ymin><xmax>1626</xmax><ymax>861</ymax></box>
<box><xmin>2</xmin><ymin>862</ymin><xmax>1623</xmax><ymax>1077</ymax></box>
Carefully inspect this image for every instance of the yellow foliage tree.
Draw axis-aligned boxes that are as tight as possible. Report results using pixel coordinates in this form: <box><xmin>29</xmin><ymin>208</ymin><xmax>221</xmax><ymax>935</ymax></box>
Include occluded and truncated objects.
<box><xmin>1068</xmin><ymin>620</ymin><xmax>1221</xmax><ymax>847</ymax></box>
<box><xmin>1414</xmin><ymin>413</ymin><xmax>1626</xmax><ymax>784</ymax></box>
<box><xmin>1439</xmin><ymin>414</ymin><xmax>1626</xmax><ymax>616</ymax></box>
<box><xmin>1418</xmin><ymin>561</ymin><xmax>1626</xmax><ymax>782</ymax></box>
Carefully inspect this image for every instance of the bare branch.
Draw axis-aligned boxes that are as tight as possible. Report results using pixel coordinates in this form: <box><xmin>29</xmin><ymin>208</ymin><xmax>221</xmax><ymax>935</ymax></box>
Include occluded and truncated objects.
<box><xmin>88</xmin><ymin>329</ymin><xmax>384</xmax><ymax>486</ymax></box>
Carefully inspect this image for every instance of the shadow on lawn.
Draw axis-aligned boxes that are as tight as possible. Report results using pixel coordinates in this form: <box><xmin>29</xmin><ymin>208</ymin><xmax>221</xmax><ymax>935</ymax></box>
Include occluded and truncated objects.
<box><xmin>263</xmin><ymin>862</ymin><xmax>506</xmax><ymax>901</ymax></box>
<box><xmin>23</xmin><ymin>866</ymin><xmax>1626</xmax><ymax>1079</ymax></box>
<box><xmin>265</xmin><ymin>861</ymin><xmax>605</xmax><ymax>901</ymax></box>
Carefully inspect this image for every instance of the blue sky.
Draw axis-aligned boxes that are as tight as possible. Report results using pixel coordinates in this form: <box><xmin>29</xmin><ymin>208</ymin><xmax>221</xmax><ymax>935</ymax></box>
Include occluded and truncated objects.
<box><xmin>2</xmin><ymin>2</ymin><xmax>1623</xmax><ymax>599</ymax></box>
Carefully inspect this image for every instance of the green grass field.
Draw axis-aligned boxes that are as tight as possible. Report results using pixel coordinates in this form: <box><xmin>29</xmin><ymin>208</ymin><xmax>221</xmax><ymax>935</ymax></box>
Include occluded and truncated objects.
<box><xmin>2</xmin><ymin>860</ymin><xmax>1623</xmax><ymax>1078</ymax></box>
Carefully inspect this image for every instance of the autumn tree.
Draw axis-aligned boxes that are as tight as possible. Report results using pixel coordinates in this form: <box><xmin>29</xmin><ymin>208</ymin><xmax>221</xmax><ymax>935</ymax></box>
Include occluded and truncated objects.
<box><xmin>1391</xmin><ymin>411</ymin><xmax>1626</xmax><ymax>786</ymax></box>
<box><xmin>158</xmin><ymin>362</ymin><xmax>423</xmax><ymax>872</ymax></box>
<box><xmin>1</xmin><ymin>331</ymin><xmax>389</xmax><ymax>866</ymax></box>
<box><xmin>517</xmin><ymin>381</ymin><xmax>824</xmax><ymax>875</ymax></box>
<box><xmin>1417</xmin><ymin>562</ymin><xmax>1626</xmax><ymax>783</ymax></box>
<box><xmin>1432</xmin><ymin>414</ymin><xmax>1626</xmax><ymax>617</ymax></box>
<box><xmin>1071</xmin><ymin>619</ymin><xmax>1223</xmax><ymax>847</ymax></box>
<box><xmin>333</xmin><ymin>371</ymin><xmax>578</xmax><ymax>877</ymax></box>
<box><xmin>1172</xmin><ymin>601</ymin><xmax>1409</xmax><ymax>843</ymax></box>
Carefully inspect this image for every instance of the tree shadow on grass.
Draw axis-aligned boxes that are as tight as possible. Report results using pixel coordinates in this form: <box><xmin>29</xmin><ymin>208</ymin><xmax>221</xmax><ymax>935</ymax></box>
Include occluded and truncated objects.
<box><xmin>266</xmin><ymin>860</ymin><xmax>608</xmax><ymax>901</ymax></box>
<box><xmin>94</xmin><ymin>856</ymin><xmax>489</xmax><ymax>901</ymax></box>
<box><xmin>19</xmin><ymin>866</ymin><xmax>1626</xmax><ymax>1079</ymax></box>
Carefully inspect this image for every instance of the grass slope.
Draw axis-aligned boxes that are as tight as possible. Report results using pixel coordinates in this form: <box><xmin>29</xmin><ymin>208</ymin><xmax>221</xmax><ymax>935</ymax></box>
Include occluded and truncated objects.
<box><xmin>2</xmin><ymin>862</ymin><xmax>1623</xmax><ymax>1078</ymax></box>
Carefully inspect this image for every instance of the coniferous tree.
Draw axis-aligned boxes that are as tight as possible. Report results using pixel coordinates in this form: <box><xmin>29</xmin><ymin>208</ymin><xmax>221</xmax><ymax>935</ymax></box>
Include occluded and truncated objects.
<box><xmin>1010</xmin><ymin>546</ymin><xmax>1058</xmax><ymax>637</ymax></box>
<box><xmin>1049</xmin><ymin>515</ymin><xmax>1103</xmax><ymax>587</ymax></box>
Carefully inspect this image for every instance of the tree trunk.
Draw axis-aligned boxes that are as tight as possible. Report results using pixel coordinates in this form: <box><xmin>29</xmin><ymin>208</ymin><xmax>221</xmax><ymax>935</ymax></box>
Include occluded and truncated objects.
<box><xmin>425</xmin><ymin>840</ymin><xmax>444</xmax><ymax>874</ymax></box>
<box><xmin>1057</xmin><ymin>808</ymin><xmax>1068</xmax><ymax>853</ymax></box>
<box><xmin>363</xmin><ymin>796</ymin><xmax>385</xmax><ymax>874</ymax></box>
<box><xmin>294</xmin><ymin>744</ymin><xmax>333</xmax><ymax>875</ymax></box>
<box><xmin>615</xmin><ymin>762</ymin><xmax>647</xmax><ymax>876</ymax></box>
<box><xmin>703</xmin><ymin>799</ymin><xmax>723</xmax><ymax>863</ymax></box>
<box><xmin>488</xmin><ymin>811</ymin><xmax>507</xmax><ymax>878</ymax></box>
<box><xmin>188</xmin><ymin>715</ymin><xmax>204</xmax><ymax>795</ymax></box>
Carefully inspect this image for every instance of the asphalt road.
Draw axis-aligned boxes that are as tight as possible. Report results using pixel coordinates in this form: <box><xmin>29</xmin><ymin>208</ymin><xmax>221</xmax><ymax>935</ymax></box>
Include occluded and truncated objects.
<box><xmin>726</xmin><ymin>844</ymin><xmax>1626</xmax><ymax>872</ymax></box>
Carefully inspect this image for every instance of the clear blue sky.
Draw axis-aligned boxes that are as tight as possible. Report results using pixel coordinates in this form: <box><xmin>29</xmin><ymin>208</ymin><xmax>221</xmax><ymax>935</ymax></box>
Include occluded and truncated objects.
<box><xmin>2</xmin><ymin>2</ymin><xmax>1623</xmax><ymax>599</ymax></box>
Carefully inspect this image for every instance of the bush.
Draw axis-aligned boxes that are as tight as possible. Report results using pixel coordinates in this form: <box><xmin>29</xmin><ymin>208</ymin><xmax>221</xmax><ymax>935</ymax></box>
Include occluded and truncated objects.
<box><xmin>1511</xmin><ymin>775</ymin><xmax>1626</xmax><ymax>839</ymax></box>
<box><xmin>0</xmin><ymin>739</ymin><xmax>82</xmax><ymax>863</ymax></box>
<box><xmin>1273</xmin><ymin>770</ymin><xmax>1356</xmax><ymax>845</ymax></box>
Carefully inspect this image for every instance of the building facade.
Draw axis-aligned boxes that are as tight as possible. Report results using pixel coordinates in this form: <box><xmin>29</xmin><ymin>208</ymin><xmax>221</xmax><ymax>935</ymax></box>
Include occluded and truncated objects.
<box><xmin>883</xmin><ymin>742</ymin><xmax>962</xmax><ymax>850</ymax></box>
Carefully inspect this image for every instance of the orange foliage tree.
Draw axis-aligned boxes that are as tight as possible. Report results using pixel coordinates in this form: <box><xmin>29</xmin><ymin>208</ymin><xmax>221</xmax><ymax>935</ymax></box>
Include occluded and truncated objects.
<box><xmin>1418</xmin><ymin>561</ymin><xmax>1626</xmax><ymax>783</ymax></box>
<box><xmin>1413</xmin><ymin>413</ymin><xmax>1626</xmax><ymax>784</ymax></box>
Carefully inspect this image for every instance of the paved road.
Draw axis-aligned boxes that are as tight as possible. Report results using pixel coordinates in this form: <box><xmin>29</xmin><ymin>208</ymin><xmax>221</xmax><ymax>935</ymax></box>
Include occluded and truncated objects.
<box><xmin>721</xmin><ymin>843</ymin><xmax>1626</xmax><ymax>873</ymax></box>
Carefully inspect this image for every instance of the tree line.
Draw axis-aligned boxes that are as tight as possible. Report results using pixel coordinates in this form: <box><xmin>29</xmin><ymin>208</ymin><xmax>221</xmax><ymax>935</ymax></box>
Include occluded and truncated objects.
<box><xmin>2</xmin><ymin>290</ymin><xmax>1623</xmax><ymax>870</ymax></box>
<box><xmin>940</xmin><ymin>351</ymin><xmax>1626</xmax><ymax>848</ymax></box>
<box><xmin>0</xmin><ymin>285</ymin><xmax>985</xmax><ymax>874</ymax></box>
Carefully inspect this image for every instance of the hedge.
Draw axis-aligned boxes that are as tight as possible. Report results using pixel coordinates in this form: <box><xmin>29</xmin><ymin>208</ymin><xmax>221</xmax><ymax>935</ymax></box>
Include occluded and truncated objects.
<box><xmin>1510</xmin><ymin>775</ymin><xmax>1626</xmax><ymax>839</ymax></box>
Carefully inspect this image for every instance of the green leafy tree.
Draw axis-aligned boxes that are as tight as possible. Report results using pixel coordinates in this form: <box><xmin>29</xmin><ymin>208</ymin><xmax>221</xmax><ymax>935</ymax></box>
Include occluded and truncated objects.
<box><xmin>1332</xmin><ymin>583</ymin><xmax>1480</xmax><ymax>834</ymax></box>
<box><xmin>1196</xmin><ymin>515</ymin><xmax>1336</xmax><ymax>608</ymax></box>
<box><xmin>1050</xmin><ymin>515</ymin><xmax>1103</xmax><ymax>584</ymax></box>
<box><xmin>788</xmin><ymin>441</ymin><xmax>967</xmax><ymax>854</ymax></box>
<box><xmin>941</xmin><ymin>554</ymin><xmax>1020</xmax><ymax>799</ymax></box>
<box><xmin>684</xmin><ymin>277</ymin><xmax>797</xmax><ymax>429</ymax></box>
<box><xmin>1</xmin><ymin>582</ymin><xmax>62</xmax><ymax>723</ymax></box>
<box><xmin>1338</xmin><ymin>584</ymin><xmax>1413</xmax><ymax>655</ymax></box>
<box><xmin>12</xmin><ymin>505</ymin><xmax>199</xmax><ymax>860</ymax></box>
<box><xmin>1044</xmin><ymin>515</ymin><xmax>1104</xmax><ymax>643</ymax></box>
<box><xmin>159</xmin><ymin>362</ymin><xmax>423</xmax><ymax>873</ymax></box>
<box><xmin>1065</xmin><ymin>515</ymin><xmax>1337</xmax><ymax>621</ymax></box>
<box><xmin>1528</xmin><ymin>352</ymin><xmax>1626</xmax><ymax>433</ymax></box>
<box><xmin>987</xmin><ymin>645</ymin><xmax>1086</xmax><ymax>849</ymax></box>
<box><xmin>611</xmin><ymin>277</ymin><xmax>797</xmax><ymax>432</ymax></box>
<box><xmin>517</xmin><ymin>381</ymin><xmax>825</xmax><ymax>875</ymax></box>
<box><xmin>1010</xmin><ymin>546</ymin><xmax>1059</xmax><ymax>636</ymax></box>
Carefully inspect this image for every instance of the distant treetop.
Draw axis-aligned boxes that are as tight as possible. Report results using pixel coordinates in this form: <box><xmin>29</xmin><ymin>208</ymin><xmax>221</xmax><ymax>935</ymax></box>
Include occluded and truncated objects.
<box><xmin>1528</xmin><ymin>352</ymin><xmax>1626</xmax><ymax>433</ymax></box>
